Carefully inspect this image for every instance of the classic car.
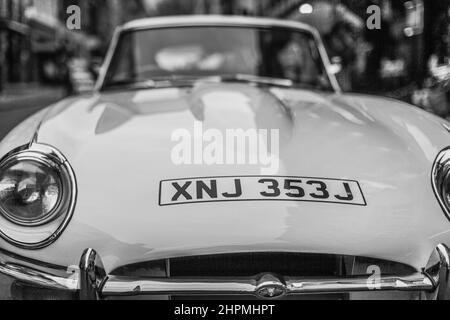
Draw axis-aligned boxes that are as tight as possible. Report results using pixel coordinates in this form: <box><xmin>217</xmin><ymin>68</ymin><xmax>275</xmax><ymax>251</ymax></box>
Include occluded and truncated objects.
<box><xmin>1</xmin><ymin>16</ymin><xmax>450</xmax><ymax>300</ymax></box>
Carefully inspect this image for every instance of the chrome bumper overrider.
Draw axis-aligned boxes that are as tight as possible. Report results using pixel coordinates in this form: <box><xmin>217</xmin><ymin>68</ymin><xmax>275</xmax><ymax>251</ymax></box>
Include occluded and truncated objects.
<box><xmin>0</xmin><ymin>246</ymin><xmax>449</xmax><ymax>300</ymax></box>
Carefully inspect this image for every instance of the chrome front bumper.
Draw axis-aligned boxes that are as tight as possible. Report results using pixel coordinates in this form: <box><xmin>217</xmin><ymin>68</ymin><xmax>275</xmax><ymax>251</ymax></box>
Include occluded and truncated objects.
<box><xmin>1</xmin><ymin>246</ymin><xmax>449</xmax><ymax>300</ymax></box>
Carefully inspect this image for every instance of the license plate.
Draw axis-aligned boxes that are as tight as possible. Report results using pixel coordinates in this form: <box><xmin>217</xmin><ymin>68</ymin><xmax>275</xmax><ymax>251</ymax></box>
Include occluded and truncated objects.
<box><xmin>159</xmin><ymin>176</ymin><xmax>366</xmax><ymax>207</ymax></box>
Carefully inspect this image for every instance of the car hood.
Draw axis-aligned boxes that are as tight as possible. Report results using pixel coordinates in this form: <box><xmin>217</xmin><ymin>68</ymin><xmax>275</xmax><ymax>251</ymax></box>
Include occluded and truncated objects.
<box><xmin>3</xmin><ymin>83</ymin><xmax>450</xmax><ymax>272</ymax></box>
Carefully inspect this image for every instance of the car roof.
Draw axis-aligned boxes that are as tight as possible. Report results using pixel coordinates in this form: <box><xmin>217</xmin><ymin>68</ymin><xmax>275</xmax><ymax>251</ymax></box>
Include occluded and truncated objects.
<box><xmin>121</xmin><ymin>15</ymin><xmax>319</xmax><ymax>35</ymax></box>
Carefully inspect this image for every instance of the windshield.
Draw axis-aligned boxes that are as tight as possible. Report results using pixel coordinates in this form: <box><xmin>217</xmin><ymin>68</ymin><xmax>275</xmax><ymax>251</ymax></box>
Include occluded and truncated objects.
<box><xmin>102</xmin><ymin>26</ymin><xmax>333</xmax><ymax>91</ymax></box>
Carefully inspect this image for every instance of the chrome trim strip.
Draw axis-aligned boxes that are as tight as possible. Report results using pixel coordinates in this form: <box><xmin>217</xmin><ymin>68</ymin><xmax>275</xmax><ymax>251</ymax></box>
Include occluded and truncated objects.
<box><xmin>0</xmin><ymin>262</ymin><xmax>78</xmax><ymax>291</ymax></box>
<box><xmin>442</xmin><ymin>123</ymin><xmax>450</xmax><ymax>134</ymax></box>
<box><xmin>122</xmin><ymin>15</ymin><xmax>321</xmax><ymax>33</ymax></box>
<box><xmin>101</xmin><ymin>273</ymin><xmax>433</xmax><ymax>297</ymax></box>
<box><xmin>95</xmin><ymin>27</ymin><xmax>120</xmax><ymax>91</ymax></box>
<box><xmin>285</xmin><ymin>274</ymin><xmax>432</xmax><ymax>293</ymax></box>
<box><xmin>0</xmin><ymin>143</ymin><xmax>77</xmax><ymax>250</ymax></box>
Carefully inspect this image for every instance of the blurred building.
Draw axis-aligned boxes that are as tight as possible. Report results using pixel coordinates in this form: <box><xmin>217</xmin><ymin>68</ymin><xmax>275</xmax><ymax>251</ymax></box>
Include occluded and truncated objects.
<box><xmin>2</xmin><ymin>0</ymin><xmax>450</xmax><ymax>98</ymax></box>
<box><xmin>0</xmin><ymin>0</ymin><xmax>128</xmax><ymax>92</ymax></box>
<box><xmin>257</xmin><ymin>0</ymin><xmax>435</xmax><ymax>95</ymax></box>
<box><xmin>58</xmin><ymin>0</ymin><xmax>150</xmax><ymax>44</ymax></box>
<box><xmin>0</xmin><ymin>0</ymin><xmax>31</xmax><ymax>91</ymax></box>
<box><xmin>0</xmin><ymin>0</ymin><xmax>72</xmax><ymax>90</ymax></box>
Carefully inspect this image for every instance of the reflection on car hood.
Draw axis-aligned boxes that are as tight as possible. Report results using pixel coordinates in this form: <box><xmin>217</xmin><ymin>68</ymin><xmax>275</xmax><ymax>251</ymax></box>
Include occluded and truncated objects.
<box><xmin>4</xmin><ymin>83</ymin><xmax>450</xmax><ymax>272</ymax></box>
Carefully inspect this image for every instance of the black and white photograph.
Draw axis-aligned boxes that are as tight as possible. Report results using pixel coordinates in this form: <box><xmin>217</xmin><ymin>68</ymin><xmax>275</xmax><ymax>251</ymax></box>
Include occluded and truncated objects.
<box><xmin>0</xmin><ymin>0</ymin><xmax>450</xmax><ymax>306</ymax></box>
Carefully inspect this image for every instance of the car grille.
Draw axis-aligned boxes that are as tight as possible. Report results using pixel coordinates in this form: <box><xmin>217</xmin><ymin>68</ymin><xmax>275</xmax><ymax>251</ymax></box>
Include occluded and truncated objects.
<box><xmin>108</xmin><ymin>253</ymin><xmax>421</xmax><ymax>300</ymax></box>
<box><xmin>111</xmin><ymin>252</ymin><xmax>417</xmax><ymax>278</ymax></box>
<box><xmin>168</xmin><ymin>252</ymin><xmax>344</xmax><ymax>277</ymax></box>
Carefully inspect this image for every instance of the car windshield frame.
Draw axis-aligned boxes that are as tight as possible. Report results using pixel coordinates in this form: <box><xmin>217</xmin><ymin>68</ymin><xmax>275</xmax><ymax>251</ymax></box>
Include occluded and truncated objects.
<box><xmin>98</xmin><ymin>23</ymin><xmax>340</xmax><ymax>93</ymax></box>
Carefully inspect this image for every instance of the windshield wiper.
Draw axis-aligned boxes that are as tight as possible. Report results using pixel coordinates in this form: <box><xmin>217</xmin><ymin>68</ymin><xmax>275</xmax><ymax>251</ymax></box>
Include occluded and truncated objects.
<box><xmin>212</xmin><ymin>74</ymin><xmax>294</xmax><ymax>88</ymax></box>
<box><xmin>102</xmin><ymin>77</ymin><xmax>200</xmax><ymax>91</ymax></box>
<box><xmin>210</xmin><ymin>74</ymin><xmax>336</xmax><ymax>91</ymax></box>
<box><xmin>102</xmin><ymin>74</ymin><xmax>295</xmax><ymax>91</ymax></box>
<box><xmin>102</xmin><ymin>79</ymin><xmax>157</xmax><ymax>91</ymax></box>
<box><xmin>103</xmin><ymin>74</ymin><xmax>215</xmax><ymax>91</ymax></box>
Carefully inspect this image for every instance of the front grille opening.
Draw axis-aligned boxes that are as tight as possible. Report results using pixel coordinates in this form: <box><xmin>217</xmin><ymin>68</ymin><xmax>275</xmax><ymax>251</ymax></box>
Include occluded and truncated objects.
<box><xmin>111</xmin><ymin>260</ymin><xmax>167</xmax><ymax>277</ymax></box>
<box><xmin>110</xmin><ymin>253</ymin><xmax>418</xmax><ymax>279</ymax></box>
<box><xmin>169</xmin><ymin>253</ymin><xmax>345</xmax><ymax>277</ymax></box>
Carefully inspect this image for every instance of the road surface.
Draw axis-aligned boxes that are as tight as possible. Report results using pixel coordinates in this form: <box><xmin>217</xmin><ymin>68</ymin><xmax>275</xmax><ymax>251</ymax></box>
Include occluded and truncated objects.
<box><xmin>0</xmin><ymin>87</ymin><xmax>66</xmax><ymax>140</ymax></box>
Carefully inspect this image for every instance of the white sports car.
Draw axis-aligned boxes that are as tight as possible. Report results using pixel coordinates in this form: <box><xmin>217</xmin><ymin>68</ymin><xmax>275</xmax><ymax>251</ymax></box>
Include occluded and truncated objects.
<box><xmin>1</xmin><ymin>16</ymin><xmax>450</xmax><ymax>300</ymax></box>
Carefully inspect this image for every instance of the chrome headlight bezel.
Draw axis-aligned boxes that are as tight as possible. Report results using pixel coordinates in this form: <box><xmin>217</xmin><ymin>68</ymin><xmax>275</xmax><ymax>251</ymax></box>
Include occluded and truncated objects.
<box><xmin>0</xmin><ymin>144</ymin><xmax>77</xmax><ymax>250</ymax></box>
<box><xmin>432</xmin><ymin>147</ymin><xmax>450</xmax><ymax>221</ymax></box>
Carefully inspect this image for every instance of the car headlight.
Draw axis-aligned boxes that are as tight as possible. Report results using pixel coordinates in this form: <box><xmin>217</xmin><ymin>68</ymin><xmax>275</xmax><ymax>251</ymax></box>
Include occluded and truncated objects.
<box><xmin>0</xmin><ymin>158</ymin><xmax>65</xmax><ymax>226</ymax></box>
<box><xmin>432</xmin><ymin>148</ymin><xmax>450</xmax><ymax>221</ymax></box>
<box><xmin>0</xmin><ymin>144</ymin><xmax>76</xmax><ymax>249</ymax></box>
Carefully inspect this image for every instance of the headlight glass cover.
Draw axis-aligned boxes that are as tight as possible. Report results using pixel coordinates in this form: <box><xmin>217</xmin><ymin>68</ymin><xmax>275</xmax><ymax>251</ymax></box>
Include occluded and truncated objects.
<box><xmin>0</xmin><ymin>144</ymin><xmax>76</xmax><ymax>249</ymax></box>
<box><xmin>0</xmin><ymin>159</ymin><xmax>62</xmax><ymax>226</ymax></box>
